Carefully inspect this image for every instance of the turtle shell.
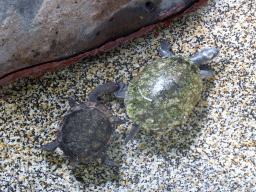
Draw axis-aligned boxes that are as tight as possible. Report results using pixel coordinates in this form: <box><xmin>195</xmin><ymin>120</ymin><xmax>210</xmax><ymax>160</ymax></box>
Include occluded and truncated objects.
<box><xmin>124</xmin><ymin>56</ymin><xmax>203</xmax><ymax>131</ymax></box>
<box><xmin>56</xmin><ymin>101</ymin><xmax>116</xmax><ymax>164</ymax></box>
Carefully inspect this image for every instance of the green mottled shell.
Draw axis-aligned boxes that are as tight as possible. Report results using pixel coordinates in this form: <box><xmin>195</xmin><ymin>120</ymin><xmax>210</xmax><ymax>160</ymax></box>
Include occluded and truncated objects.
<box><xmin>124</xmin><ymin>56</ymin><xmax>203</xmax><ymax>131</ymax></box>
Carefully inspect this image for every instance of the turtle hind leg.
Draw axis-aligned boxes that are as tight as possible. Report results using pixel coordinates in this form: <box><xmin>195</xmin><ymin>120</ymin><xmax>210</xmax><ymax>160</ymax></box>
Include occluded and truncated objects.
<box><xmin>199</xmin><ymin>64</ymin><xmax>214</xmax><ymax>79</ymax></box>
<box><xmin>189</xmin><ymin>47</ymin><xmax>220</xmax><ymax>66</ymax></box>
<box><xmin>41</xmin><ymin>141</ymin><xmax>59</xmax><ymax>151</ymax></box>
<box><xmin>102</xmin><ymin>156</ymin><xmax>119</xmax><ymax>167</ymax></box>
<box><xmin>125</xmin><ymin>124</ymin><xmax>140</xmax><ymax>144</ymax></box>
<box><xmin>88</xmin><ymin>82</ymin><xmax>120</xmax><ymax>103</ymax></box>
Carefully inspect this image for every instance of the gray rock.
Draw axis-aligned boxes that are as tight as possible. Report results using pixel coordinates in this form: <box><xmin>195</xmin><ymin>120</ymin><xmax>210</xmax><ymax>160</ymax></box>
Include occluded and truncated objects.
<box><xmin>0</xmin><ymin>0</ymin><xmax>205</xmax><ymax>85</ymax></box>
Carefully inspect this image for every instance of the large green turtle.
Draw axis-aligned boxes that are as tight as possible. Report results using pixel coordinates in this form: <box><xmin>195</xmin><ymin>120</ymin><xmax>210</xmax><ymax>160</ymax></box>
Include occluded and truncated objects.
<box><xmin>99</xmin><ymin>41</ymin><xmax>219</xmax><ymax>144</ymax></box>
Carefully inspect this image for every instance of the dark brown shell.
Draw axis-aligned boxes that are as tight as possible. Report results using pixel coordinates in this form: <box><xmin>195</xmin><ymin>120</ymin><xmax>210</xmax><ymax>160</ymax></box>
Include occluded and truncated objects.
<box><xmin>57</xmin><ymin>101</ymin><xmax>116</xmax><ymax>164</ymax></box>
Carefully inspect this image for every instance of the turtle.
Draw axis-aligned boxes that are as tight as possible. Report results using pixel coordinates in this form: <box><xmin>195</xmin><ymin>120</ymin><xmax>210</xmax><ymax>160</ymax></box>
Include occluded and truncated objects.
<box><xmin>41</xmin><ymin>82</ymin><xmax>122</xmax><ymax>166</ymax></box>
<box><xmin>110</xmin><ymin>40</ymin><xmax>220</xmax><ymax>144</ymax></box>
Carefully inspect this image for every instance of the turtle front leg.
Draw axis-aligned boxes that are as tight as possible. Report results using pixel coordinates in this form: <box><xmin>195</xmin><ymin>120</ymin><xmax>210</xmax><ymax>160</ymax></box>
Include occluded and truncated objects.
<box><xmin>88</xmin><ymin>82</ymin><xmax>120</xmax><ymax>103</ymax></box>
<box><xmin>189</xmin><ymin>47</ymin><xmax>220</xmax><ymax>66</ymax></box>
<box><xmin>113</xmin><ymin>82</ymin><xmax>128</xmax><ymax>99</ymax></box>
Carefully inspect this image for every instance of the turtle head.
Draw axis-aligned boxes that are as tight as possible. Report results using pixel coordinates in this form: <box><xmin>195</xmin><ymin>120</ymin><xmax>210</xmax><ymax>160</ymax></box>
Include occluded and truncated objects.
<box><xmin>159</xmin><ymin>41</ymin><xmax>175</xmax><ymax>57</ymax></box>
<box><xmin>200</xmin><ymin>47</ymin><xmax>220</xmax><ymax>62</ymax></box>
<box><xmin>189</xmin><ymin>47</ymin><xmax>220</xmax><ymax>66</ymax></box>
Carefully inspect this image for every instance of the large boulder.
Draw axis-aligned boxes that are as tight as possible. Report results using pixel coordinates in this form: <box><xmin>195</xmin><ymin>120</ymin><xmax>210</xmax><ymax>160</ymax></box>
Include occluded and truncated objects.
<box><xmin>0</xmin><ymin>0</ymin><xmax>207</xmax><ymax>85</ymax></box>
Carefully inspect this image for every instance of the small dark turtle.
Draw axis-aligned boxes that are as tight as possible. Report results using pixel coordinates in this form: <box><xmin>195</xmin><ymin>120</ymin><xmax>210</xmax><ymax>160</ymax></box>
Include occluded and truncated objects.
<box><xmin>41</xmin><ymin>82</ymin><xmax>121</xmax><ymax>166</ymax></box>
<box><xmin>112</xmin><ymin>41</ymin><xmax>219</xmax><ymax>144</ymax></box>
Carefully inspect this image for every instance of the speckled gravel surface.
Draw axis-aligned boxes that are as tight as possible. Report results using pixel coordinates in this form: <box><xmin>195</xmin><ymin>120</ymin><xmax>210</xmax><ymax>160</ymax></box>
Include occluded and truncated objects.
<box><xmin>0</xmin><ymin>0</ymin><xmax>255</xmax><ymax>191</ymax></box>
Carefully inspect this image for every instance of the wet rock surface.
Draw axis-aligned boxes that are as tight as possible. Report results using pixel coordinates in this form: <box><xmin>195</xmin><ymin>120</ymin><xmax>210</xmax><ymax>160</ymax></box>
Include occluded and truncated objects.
<box><xmin>0</xmin><ymin>0</ymin><xmax>205</xmax><ymax>85</ymax></box>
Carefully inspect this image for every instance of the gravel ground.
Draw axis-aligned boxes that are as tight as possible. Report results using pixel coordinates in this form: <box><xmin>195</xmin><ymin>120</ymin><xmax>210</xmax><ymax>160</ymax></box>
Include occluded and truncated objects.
<box><xmin>0</xmin><ymin>0</ymin><xmax>255</xmax><ymax>191</ymax></box>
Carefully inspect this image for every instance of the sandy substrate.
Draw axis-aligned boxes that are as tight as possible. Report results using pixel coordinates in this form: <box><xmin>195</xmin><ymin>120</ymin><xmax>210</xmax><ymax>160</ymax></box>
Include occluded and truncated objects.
<box><xmin>0</xmin><ymin>0</ymin><xmax>255</xmax><ymax>191</ymax></box>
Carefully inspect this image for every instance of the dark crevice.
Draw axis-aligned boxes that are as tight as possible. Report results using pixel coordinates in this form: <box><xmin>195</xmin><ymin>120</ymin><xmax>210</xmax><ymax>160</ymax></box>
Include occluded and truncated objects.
<box><xmin>145</xmin><ymin>2</ymin><xmax>156</xmax><ymax>12</ymax></box>
<box><xmin>96</xmin><ymin>31</ymin><xmax>101</xmax><ymax>36</ymax></box>
<box><xmin>109</xmin><ymin>17</ymin><xmax>114</xmax><ymax>22</ymax></box>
